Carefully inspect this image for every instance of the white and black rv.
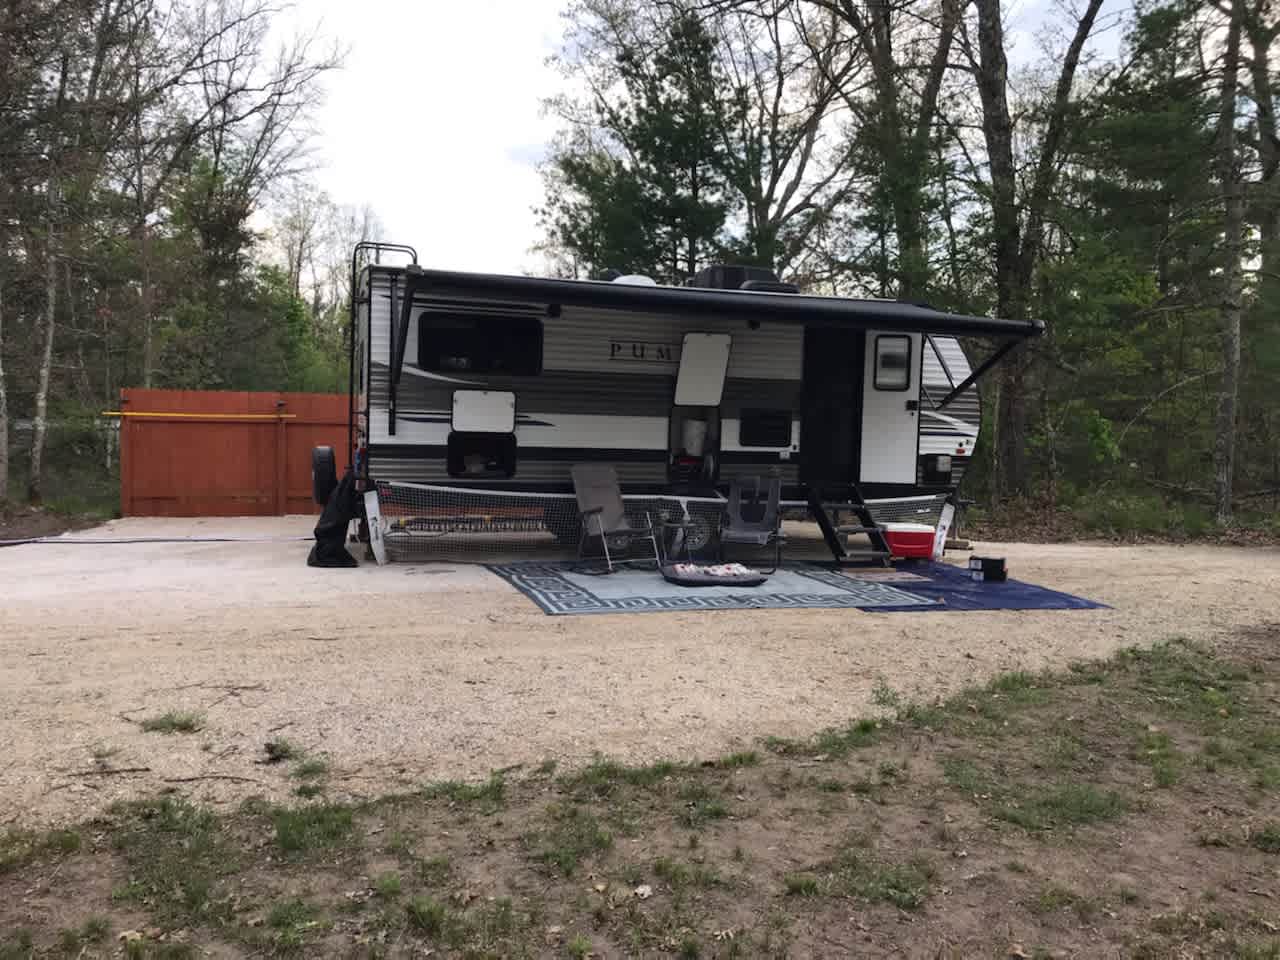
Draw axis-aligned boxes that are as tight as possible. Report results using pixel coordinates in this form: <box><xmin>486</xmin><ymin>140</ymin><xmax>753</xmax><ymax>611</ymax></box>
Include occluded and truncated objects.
<box><xmin>320</xmin><ymin>242</ymin><xmax>1040</xmax><ymax>560</ymax></box>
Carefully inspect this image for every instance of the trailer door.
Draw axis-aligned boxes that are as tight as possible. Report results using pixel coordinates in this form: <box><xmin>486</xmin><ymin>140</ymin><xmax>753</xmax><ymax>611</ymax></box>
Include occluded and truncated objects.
<box><xmin>859</xmin><ymin>331</ymin><xmax>921</xmax><ymax>484</ymax></box>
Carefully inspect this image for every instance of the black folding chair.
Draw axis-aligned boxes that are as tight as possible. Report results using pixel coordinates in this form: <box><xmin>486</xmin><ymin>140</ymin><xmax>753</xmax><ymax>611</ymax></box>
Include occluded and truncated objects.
<box><xmin>570</xmin><ymin>463</ymin><xmax>662</xmax><ymax>573</ymax></box>
<box><xmin>719</xmin><ymin>476</ymin><xmax>784</xmax><ymax>573</ymax></box>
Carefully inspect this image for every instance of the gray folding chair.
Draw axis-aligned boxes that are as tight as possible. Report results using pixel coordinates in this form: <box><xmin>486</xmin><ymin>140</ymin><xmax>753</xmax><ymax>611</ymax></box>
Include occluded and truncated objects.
<box><xmin>570</xmin><ymin>463</ymin><xmax>662</xmax><ymax>573</ymax></box>
<box><xmin>719</xmin><ymin>476</ymin><xmax>784</xmax><ymax>573</ymax></box>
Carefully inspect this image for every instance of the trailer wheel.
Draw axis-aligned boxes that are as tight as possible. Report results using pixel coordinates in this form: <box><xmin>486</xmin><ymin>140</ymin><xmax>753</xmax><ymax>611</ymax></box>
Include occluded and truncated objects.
<box><xmin>312</xmin><ymin>446</ymin><xmax>338</xmax><ymax>505</ymax></box>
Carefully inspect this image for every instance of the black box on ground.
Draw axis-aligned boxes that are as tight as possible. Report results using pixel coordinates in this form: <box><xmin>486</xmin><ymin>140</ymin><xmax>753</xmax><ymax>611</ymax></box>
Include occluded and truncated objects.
<box><xmin>968</xmin><ymin>556</ymin><xmax>1007</xmax><ymax>582</ymax></box>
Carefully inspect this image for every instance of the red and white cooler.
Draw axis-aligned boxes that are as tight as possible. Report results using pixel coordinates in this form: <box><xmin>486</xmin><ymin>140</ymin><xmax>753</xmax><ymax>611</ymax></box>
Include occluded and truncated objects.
<box><xmin>882</xmin><ymin>522</ymin><xmax>936</xmax><ymax>559</ymax></box>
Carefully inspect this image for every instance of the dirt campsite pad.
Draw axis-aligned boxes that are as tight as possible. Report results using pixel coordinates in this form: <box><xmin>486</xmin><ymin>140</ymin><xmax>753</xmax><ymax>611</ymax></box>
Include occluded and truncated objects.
<box><xmin>0</xmin><ymin>524</ymin><xmax>1277</xmax><ymax>956</ymax></box>
<box><xmin>0</xmin><ymin>517</ymin><xmax>1275</xmax><ymax>822</ymax></box>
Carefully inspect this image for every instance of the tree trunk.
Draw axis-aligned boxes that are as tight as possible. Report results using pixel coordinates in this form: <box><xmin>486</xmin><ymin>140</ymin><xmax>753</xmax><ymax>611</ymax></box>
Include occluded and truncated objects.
<box><xmin>141</xmin><ymin>221</ymin><xmax>155</xmax><ymax>388</ymax></box>
<box><xmin>29</xmin><ymin>226</ymin><xmax>58</xmax><ymax>504</ymax></box>
<box><xmin>0</xmin><ymin>275</ymin><xmax>8</xmax><ymax>503</ymax></box>
<box><xmin>1214</xmin><ymin>0</ymin><xmax>1244</xmax><ymax>525</ymax></box>
<box><xmin>972</xmin><ymin>0</ymin><xmax>1023</xmax><ymax>501</ymax></box>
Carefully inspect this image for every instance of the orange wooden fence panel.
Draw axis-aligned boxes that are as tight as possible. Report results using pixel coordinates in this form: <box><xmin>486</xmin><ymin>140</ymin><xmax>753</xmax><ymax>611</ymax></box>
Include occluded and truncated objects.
<box><xmin>118</xmin><ymin>388</ymin><xmax>349</xmax><ymax>517</ymax></box>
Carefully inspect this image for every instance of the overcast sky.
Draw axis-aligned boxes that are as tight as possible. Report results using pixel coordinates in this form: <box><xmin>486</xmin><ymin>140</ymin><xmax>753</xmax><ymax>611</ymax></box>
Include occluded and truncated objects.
<box><xmin>287</xmin><ymin>0</ymin><xmax>1127</xmax><ymax>276</ymax></box>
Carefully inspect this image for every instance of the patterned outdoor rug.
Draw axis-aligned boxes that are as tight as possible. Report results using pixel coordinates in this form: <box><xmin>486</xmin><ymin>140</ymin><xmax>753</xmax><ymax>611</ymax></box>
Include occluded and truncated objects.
<box><xmin>485</xmin><ymin>561</ymin><xmax>941</xmax><ymax>616</ymax></box>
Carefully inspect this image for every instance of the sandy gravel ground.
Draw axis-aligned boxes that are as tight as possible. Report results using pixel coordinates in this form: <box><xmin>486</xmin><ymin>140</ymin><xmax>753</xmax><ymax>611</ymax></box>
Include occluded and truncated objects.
<box><xmin>2</xmin><ymin>516</ymin><xmax>1277</xmax><ymax>825</ymax></box>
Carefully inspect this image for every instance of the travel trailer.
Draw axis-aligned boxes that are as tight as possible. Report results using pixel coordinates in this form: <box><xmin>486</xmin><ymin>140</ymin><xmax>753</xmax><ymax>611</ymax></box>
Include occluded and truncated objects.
<box><xmin>317</xmin><ymin>242</ymin><xmax>1041</xmax><ymax>561</ymax></box>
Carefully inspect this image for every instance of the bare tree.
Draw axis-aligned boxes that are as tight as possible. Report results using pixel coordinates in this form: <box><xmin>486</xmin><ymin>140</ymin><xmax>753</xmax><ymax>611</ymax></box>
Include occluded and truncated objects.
<box><xmin>1215</xmin><ymin>0</ymin><xmax>1245</xmax><ymax>523</ymax></box>
<box><xmin>966</xmin><ymin>0</ymin><xmax>1105</xmax><ymax>499</ymax></box>
<box><xmin>794</xmin><ymin>0</ymin><xmax>962</xmax><ymax>297</ymax></box>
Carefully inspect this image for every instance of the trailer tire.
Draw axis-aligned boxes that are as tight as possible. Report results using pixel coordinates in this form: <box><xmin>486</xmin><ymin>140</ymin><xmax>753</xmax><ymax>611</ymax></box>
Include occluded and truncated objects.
<box><xmin>312</xmin><ymin>446</ymin><xmax>338</xmax><ymax>505</ymax></box>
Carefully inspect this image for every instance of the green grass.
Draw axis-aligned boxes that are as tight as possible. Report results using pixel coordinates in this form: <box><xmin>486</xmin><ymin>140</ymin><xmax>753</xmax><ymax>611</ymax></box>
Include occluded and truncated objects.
<box><xmin>416</xmin><ymin>854</ymin><xmax>453</xmax><ymax>884</ymax></box>
<box><xmin>421</xmin><ymin>773</ymin><xmax>506</xmax><ymax>811</ymax></box>
<box><xmin>558</xmin><ymin>755</ymin><xmax>689</xmax><ymax>798</ymax></box>
<box><xmin>264</xmin><ymin>738</ymin><xmax>302</xmax><ymax>763</ymax></box>
<box><xmin>291</xmin><ymin>758</ymin><xmax>329</xmax><ymax>779</ymax></box>
<box><xmin>526</xmin><ymin>803</ymin><xmax>613</xmax><ymax>875</ymax></box>
<box><xmin>108</xmin><ymin>798</ymin><xmax>232</xmax><ymax>923</ymax></box>
<box><xmin>993</xmin><ymin>783</ymin><xmax>1127</xmax><ymax>831</ymax></box>
<box><xmin>374</xmin><ymin>871</ymin><xmax>402</xmax><ymax>898</ymax></box>
<box><xmin>271</xmin><ymin>803</ymin><xmax>355</xmax><ymax>853</ymax></box>
<box><xmin>1139</xmin><ymin>729</ymin><xmax>1183</xmax><ymax>787</ymax></box>
<box><xmin>0</xmin><ymin>827</ymin><xmax>80</xmax><ymax>874</ymax></box>
<box><xmin>567</xmin><ymin>933</ymin><xmax>592</xmax><ymax>958</ymax></box>
<box><xmin>718</xmin><ymin>750</ymin><xmax>760</xmax><ymax>769</ymax></box>
<box><xmin>266</xmin><ymin>898</ymin><xmax>325</xmax><ymax>950</ymax></box>
<box><xmin>1251</xmin><ymin>821</ymin><xmax>1280</xmax><ymax>853</ymax></box>
<box><xmin>405</xmin><ymin>894</ymin><xmax>452</xmax><ymax>938</ymax></box>
<box><xmin>782</xmin><ymin>872</ymin><xmax>819</xmax><ymax>896</ymax></box>
<box><xmin>140</xmin><ymin>711</ymin><xmax>204</xmax><ymax>734</ymax></box>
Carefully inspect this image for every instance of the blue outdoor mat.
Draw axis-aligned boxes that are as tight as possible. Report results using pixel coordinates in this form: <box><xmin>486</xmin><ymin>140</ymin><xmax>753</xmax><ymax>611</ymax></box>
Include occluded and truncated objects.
<box><xmin>487</xmin><ymin>560</ymin><xmax>1107</xmax><ymax>616</ymax></box>
<box><xmin>851</xmin><ymin>560</ymin><xmax>1109</xmax><ymax>612</ymax></box>
<box><xmin>485</xmin><ymin>561</ymin><xmax>941</xmax><ymax>616</ymax></box>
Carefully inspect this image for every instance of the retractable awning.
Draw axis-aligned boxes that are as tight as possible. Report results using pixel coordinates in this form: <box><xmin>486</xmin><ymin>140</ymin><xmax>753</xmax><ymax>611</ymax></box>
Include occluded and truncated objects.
<box><xmin>384</xmin><ymin>264</ymin><xmax>1042</xmax><ymax>434</ymax></box>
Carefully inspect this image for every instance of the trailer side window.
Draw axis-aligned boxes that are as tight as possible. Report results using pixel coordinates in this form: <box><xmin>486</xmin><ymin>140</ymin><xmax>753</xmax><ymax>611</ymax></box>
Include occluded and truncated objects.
<box><xmin>419</xmin><ymin>312</ymin><xmax>542</xmax><ymax>375</ymax></box>
<box><xmin>874</xmin><ymin>335</ymin><xmax>911</xmax><ymax>391</ymax></box>
<box><xmin>739</xmin><ymin>409</ymin><xmax>792</xmax><ymax>447</ymax></box>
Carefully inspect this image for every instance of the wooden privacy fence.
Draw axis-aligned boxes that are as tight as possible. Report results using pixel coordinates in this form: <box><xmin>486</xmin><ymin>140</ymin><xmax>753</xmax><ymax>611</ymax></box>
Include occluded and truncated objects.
<box><xmin>115</xmin><ymin>389</ymin><xmax>348</xmax><ymax>516</ymax></box>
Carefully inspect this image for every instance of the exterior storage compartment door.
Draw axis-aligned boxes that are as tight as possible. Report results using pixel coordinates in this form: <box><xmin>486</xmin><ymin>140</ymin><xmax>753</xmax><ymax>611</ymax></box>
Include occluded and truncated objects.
<box><xmin>859</xmin><ymin>331</ymin><xmax>921</xmax><ymax>484</ymax></box>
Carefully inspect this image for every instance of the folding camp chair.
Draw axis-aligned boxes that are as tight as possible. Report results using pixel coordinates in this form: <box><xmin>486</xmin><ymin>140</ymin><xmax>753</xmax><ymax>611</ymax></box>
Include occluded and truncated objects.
<box><xmin>570</xmin><ymin>463</ymin><xmax>662</xmax><ymax>573</ymax></box>
<box><xmin>719</xmin><ymin>476</ymin><xmax>784</xmax><ymax>573</ymax></box>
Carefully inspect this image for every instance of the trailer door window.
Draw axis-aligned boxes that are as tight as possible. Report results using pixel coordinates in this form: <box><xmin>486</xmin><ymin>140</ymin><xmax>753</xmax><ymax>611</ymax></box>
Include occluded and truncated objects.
<box><xmin>873</xmin><ymin>335</ymin><xmax>912</xmax><ymax>391</ymax></box>
<box><xmin>419</xmin><ymin>312</ymin><xmax>542</xmax><ymax>375</ymax></box>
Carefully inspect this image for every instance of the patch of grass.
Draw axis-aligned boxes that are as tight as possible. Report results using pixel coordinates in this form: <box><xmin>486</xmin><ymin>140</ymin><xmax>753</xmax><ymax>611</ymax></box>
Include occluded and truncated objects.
<box><xmin>766</xmin><ymin>717</ymin><xmax>881</xmax><ymax>758</ymax></box>
<box><xmin>291</xmin><ymin>758</ymin><xmax>329</xmax><ymax>779</ymax></box>
<box><xmin>1029</xmin><ymin>883</ymin><xmax>1094</xmax><ymax>920</ymax></box>
<box><xmin>993</xmin><ymin>783</ymin><xmax>1127</xmax><ymax>831</ymax></box>
<box><xmin>421</xmin><ymin>773</ymin><xmax>506</xmax><ymax>812</ymax></box>
<box><xmin>292</xmin><ymin>783</ymin><xmax>323</xmax><ymax>799</ymax></box>
<box><xmin>941</xmin><ymin>757</ymin><xmax>989</xmax><ymax>795</ymax></box>
<box><xmin>416</xmin><ymin>854</ymin><xmax>453</xmax><ymax>884</ymax></box>
<box><xmin>80</xmin><ymin>916</ymin><xmax>110</xmax><ymax>942</ymax></box>
<box><xmin>560</xmin><ymin>755</ymin><xmax>688</xmax><ymax>798</ymax></box>
<box><xmin>526</xmin><ymin>803</ymin><xmax>613</xmax><ymax>876</ymax></box>
<box><xmin>374</xmin><ymin>871</ymin><xmax>402</xmax><ymax>898</ymax></box>
<box><xmin>263</xmin><ymin>738</ymin><xmax>302</xmax><ymax>763</ymax></box>
<box><xmin>824</xmin><ymin>847</ymin><xmax>933</xmax><ymax>909</ymax></box>
<box><xmin>139</xmin><ymin>710</ymin><xmax>204</xmax><ymax>734</ymax></box>
<box><xmin>1251</xmin><ymin>821</ymin><xmax>1280</xmax><ymax>853</ymax></box>
<box><xmin>566</xmin><ymin>933</ymin><xmax>592</xmax><ymax>959</ymax></box>
<box><xmin>653</xmin><ymin>856</ymin><xmax>722</xmax><ymax>891</ymax></box>
<box><xmin>270</xmin><ymin>803</ymin><xmax>355</xmax><ymax>853</ymax></box>
<box><xmin>898</xmin><ymin>700</ymin><xmax>948</xmax><ymax>730</ymax></box>
<box><xmin>405</xmin><ymin>894</ymin><xmax>452</xmax><ymax>938</ymax></box>
<box><xmin>108</xmin><ymin>797</ymin><xmax>232</xmax><ymax>923</ymax></box>
<box><xmin>267</xmin><ymin>898</ymin><xmax>325</xmax><ymax>950</ymax></box>
<box><xmin>871</xmin><ymin>679</ymin><xmax>902</xmax><ymax>709</ymax></box>
<box><xmin>0</xmin><ymin>827</ymin><xmax>80</xmax><ymax>875</ymax></box>
<box><xmin>1139</xmin><ymin>729</ymin><xmax>1183</xmax><ymax>787</ymax></box>
<box><xmin>680</xmin><ymin>797</ymin><xmax>729</xmax><ymax>828</ymax></box>
<box><xmin>678</xmin><ymin>933</ymin><xmax>702</xmax><ymax>958</ymax></box>
<box><xmin>718</xmin><ymin>750</ymin><xmax>760</xmax><ymax>769</ymax></box>
<box><xmin>783</xmin><ymin>872</ymin><xmax>819</xmax><ymax>896</ymax></box>
<box><xmin>814</xmin><ymin>718</ymin><xmax>881</xmax><ymax>757</ymax></box>
<box><xmin>785</xmin><ymin>843</ymin><xmax>932</xmax><ymax>909</ymax></box>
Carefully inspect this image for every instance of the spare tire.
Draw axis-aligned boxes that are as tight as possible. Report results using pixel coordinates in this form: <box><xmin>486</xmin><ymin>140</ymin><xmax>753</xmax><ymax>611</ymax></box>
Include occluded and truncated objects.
<box><xmin>312</xmin><ymin>446</ymin><xmax>338</xmax><ymax>505</ymax></box>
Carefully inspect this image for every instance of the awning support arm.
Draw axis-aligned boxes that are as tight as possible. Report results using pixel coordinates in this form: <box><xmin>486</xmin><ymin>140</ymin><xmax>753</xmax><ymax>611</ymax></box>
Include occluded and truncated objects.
<box><xmin>389</xmin><ymin>264</ymin><xmax>426</xmax><ymax>436</ymax></box>
<box><xmin>936</xmin><ymin>338</ymin><xmax>1021</xmax><ymax>410</ymax></box>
